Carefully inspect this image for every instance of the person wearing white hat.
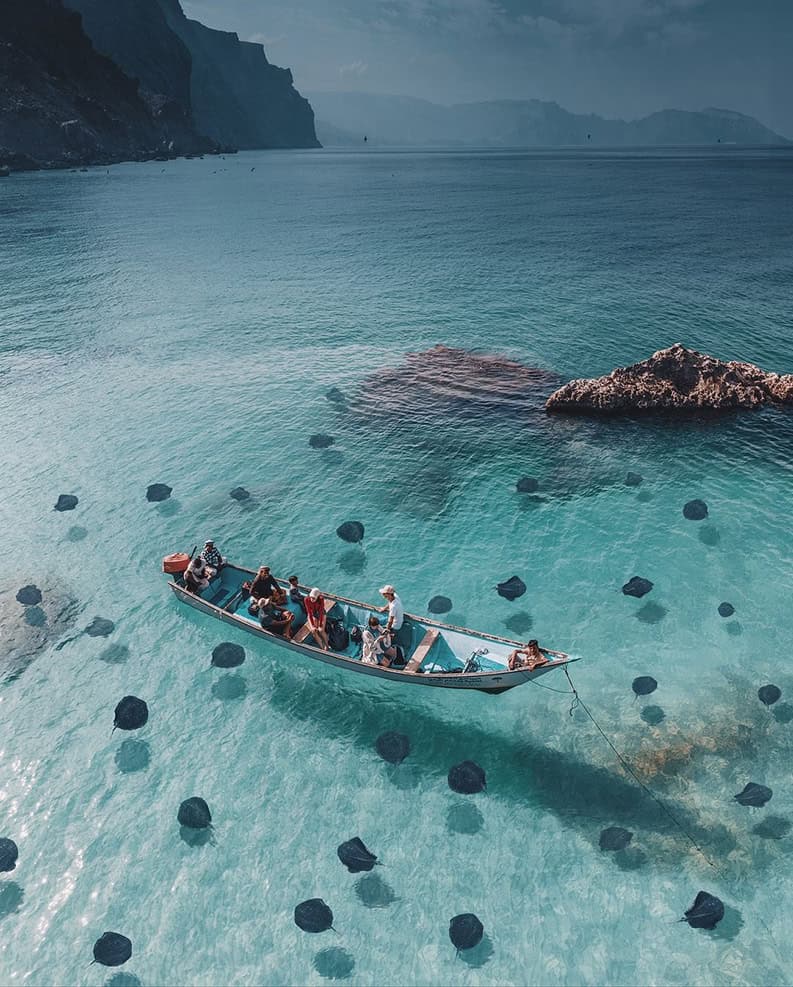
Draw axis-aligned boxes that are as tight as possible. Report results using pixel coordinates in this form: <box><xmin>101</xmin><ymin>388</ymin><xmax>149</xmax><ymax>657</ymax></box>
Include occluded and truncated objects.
<box><xmin>200</xmin><ymin>539</ymin><xmax>225</xmax><ymax>577</ymax></box>
<box><xmin>305</xmin><ymin>587</ymin><xmax>330</xmax><ymax>651</ymax></box>
<box><xmin>379</xmin><ymin>584</ymin><xmax>408</xmax><ymax>652</ymax></box>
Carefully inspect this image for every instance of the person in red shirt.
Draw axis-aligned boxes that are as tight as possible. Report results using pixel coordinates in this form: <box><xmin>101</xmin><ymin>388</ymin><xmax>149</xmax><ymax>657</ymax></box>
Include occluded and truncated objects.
<box><xmin>304</xmin><ymin>587</ymin><xmax>330</xmax><ymax>650</ymax></box>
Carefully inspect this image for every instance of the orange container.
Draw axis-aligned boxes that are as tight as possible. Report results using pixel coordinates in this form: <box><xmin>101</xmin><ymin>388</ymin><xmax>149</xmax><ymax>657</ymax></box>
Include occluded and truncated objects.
<box><xmin>162</xmin><ymin>552</ymin><xmax>190</xmax><ymax>574</ymax></box>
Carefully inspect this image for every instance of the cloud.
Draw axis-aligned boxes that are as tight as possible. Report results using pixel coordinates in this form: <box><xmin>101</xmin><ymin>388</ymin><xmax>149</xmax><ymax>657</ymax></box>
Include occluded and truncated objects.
<box><xmin>339</xmin><ymin>59</ymin><xmax>369</xmax><ymax>77</ymax></box>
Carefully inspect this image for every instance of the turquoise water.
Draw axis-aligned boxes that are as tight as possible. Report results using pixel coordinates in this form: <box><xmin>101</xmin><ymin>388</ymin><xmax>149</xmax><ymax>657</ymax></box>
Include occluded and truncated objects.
<box><xmin>2</xmin><ymin>146</ymin><xmax>793</xmax><ymax>986</ymax></box>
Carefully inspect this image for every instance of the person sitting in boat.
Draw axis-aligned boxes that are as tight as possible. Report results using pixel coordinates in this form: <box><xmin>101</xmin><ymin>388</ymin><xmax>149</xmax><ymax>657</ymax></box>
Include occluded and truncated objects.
<box><xmin>200</xmin><ymin>540</ymin><xmax>225</xmax><ymax>575</ymax></box>
<box><xmin>250</xmin><ymin>565</ymin><xmax>279</xmax><ymax>607</ymax></box>
<box><xmin>508</xmin><ymin>640</ymin><xmax>549</xmax><ymax>671</ymax></box>
<box><xmin>304</xmin><ymin>587</ymin><xmax>330</xmax><ymax>651</ymax></box>
<box><xmin>183</xmin><ymin>556</ymin><xmax>211</xmax><ymax>594</ymax></box>
<box><xmin>362</xmin><ymin>615</ymin><xmax>397</xmax><ymax>666</ymax></box>
<box><xmin>270</xmin><ymin>584</ymin><xmax>288</xmax><ymax>607</ymax></box>
<box><xmin>258</xmin><ymin>597</ymin><xmax>294</xmax><ymax>639</ymax></box>
<box><xmin>379</xmin><ymin>584</ymin><xmax>408</xmax><ymax>649</ymax></box>
<box><xmin>287</xmin><ymin>575</ymin><xmax>305</xmax><ymax>609</ymax></box>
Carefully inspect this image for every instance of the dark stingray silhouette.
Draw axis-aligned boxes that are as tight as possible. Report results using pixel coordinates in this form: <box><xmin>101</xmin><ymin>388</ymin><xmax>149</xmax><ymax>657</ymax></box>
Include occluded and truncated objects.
<box><xmin>496</xmin><ymin>576</ymin><xmax>525</xmax><ymax>601</ymax></box>
<box><xmin>683</xmin><ymin>499</ymin><xmax>708</xmax><ymax>520</ymax></box>
<box><xmin>718</xmin><ymin>602</ymin><xmax>735</xmax><ymax>618</ymax></box>
<box><xmin>682</xmin><ymin>891</ymin><xmax>724</xmax><ymax>930</ymax></box>
<box><xmin>449</xmin><ymin>913</ymin><xmax>484</xmax><ymax>952</ymax></box>
<box><xmin>92</xmin><ymin>932</ymin><xmax>132</xmax><ymax>966</ymax></box>
<box><xmin>326</xmin><ymin>386</ymin><xmax>346</xmax><ymax>404</ymax></box>
<box><xmin>599</xmin><ymin>826</ymin><xmax>633</xmax><ymax>851</ymax></box>
<box><xmin>448</xmin><ymin>761</ymin><xmax>486</xmax><ymax>794</ymax></box>
<box><xmin>313</xmin><ymin>947</ymin><xmax>355</xmax><ymax>980</ymax></box>
<box><xmin>734</xmin><ymin>783</ymin><xmax>772</xmax><ymax>807</ymax></box>
<box><xmin>516</xmin><ymin>476</ymin><xmax>539</xmax><ymax>493</ymax></box>
<box><xmin>309</xmin><ymin>434</ymin><xmax>335</xmax><ymax>449</ymax></box>
<box><xmin>229</xmin><ymin>486</ymin><xmax>251</xmax><ymax>501</ymax></box>
<box><xmin>428</xmin><ymin>596</ymin><xmax>452</xmax><ymax>615</ymax></box>
<box><xmin>54</xmin><ymin>494</ymin><xmax>78</xmax><ymax>511</ymax></box>
<box><xmin>0</xmin><ymin>837</ymin><xmax>18</xmax><ymax>872</ymax></box>
<box><xmin>294</xmin><ymin>898</ymin><xmax>334</xmax><ymax>933</ymax></box>
<box><xmin>632</xmin><ymin>676</ymin><xmax>658</xmax><ymax>697</ymax></box>
<box><xmin>624</xmin><ymin>472</ymin><xmax>643</xmax><ymax>487</ymax></box>
<box><xmin>337</xmin><ymin>837</ymin><xmax>378</xmax><ymax>873</ymax></box>
<box><xmin>16</xmin><ymin>585</ymin><xmax>42</xmax><ymax>606</ymax></box>
<box><xmin>211</xmin><ymin>642</ymin><xmax>245</xmax><ymax>668</ymax></box>
<box><xmin>146</xmin><ymin>483</ymin><xmax>172</xmax><ymax>502</ymax></box>
<box><xmin>86</xmin><ymin>617</ymin><xmax>115</xmax><ymax>638</ymax></box>
<box><xmin>336</xmin><ymin>520</ymin><xmax>364</xmax><ymax>543</ymax></box>
<box><xmin>623</xmin><ymin>577</ymin><xmax>653</xmax><ymax>598</ymax></box>
<box><xmin>375</xmin><ymin>731</ymin><xmax>410</xmax><ymax>764</ymax></box>
<box><xmin>758</xmin><ymin>685</ymin><xmax>781</xmax><ymax>707</ymax></box>
<box><xmin>177</xmin><ymin>797</ymin><xmax>212</xmax><ymax>829</ymax></box>
<box><xmin>113</xmin><ymin>696</ymin><xmax>148</xmax><ymax>731</ymax></box>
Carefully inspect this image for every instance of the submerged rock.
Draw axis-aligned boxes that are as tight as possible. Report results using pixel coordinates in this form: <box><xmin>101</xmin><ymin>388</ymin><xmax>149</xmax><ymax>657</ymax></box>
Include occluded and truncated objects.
<box><xmin>146</xmin><ymin>483</ymin><xmax>172</xmax><ymax>502</ymax></box>
<box><xmin>54</xmin><ymin>494</ymin><xmax>78</xmax><ymax>511</ymax></box>
<box><xmin>622</xmin><ymin>576</ymin><xmax>653</xmax><ymax>598</ymax></box>
<box><xmin>546</xmin><ymin>344</ymin><xmax>793</xmax><ymax>414</ymax></box>
<box><xmin>336</xmin><ymin>520</ymin><xmax>364</xmax><ymax>543</ymax></box>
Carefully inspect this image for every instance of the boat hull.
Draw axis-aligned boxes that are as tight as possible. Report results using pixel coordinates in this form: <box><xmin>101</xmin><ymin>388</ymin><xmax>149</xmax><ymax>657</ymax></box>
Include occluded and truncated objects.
<box><xmin>167</xmin><ymin>566</ymin><xmax>577</xmax><ymax>693</ymax></box>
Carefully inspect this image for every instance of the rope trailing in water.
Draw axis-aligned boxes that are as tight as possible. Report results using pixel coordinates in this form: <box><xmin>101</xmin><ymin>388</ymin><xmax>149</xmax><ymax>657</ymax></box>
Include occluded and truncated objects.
<box><xmin>530</xmin><ymin>666</ymin><xmax>718</xmax><ymax>869</ymax></box>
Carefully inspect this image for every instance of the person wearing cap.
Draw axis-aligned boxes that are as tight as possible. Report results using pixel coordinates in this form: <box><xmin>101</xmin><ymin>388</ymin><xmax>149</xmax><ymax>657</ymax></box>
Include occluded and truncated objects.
<box><xmin>304</xmin><ymin>587</ymin><xmax>330</xmax><ymax>650</ymax></box>
<box><xmin>200</xmin><ymin>540</ymin><xmax>225</xmax><ymax>577</ymax></box>
<box><xmin>379</xmin><ymin>584</ymin><xmax>408</xmax><ymax>651</ymax></box>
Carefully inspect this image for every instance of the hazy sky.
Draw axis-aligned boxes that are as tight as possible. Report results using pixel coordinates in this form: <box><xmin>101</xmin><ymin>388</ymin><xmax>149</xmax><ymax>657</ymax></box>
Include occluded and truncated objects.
<box><xmin>182</xmin><ymin>0</ymin><xmax>793</xmax><ymax>135</ymax></box>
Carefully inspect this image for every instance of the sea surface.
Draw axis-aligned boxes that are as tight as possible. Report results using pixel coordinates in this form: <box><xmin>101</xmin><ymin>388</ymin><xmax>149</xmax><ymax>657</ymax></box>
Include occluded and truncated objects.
<box><xmin>2</xmin><ymin>146</ymin><xmax>793</xmax><ymax>987</ymax></box>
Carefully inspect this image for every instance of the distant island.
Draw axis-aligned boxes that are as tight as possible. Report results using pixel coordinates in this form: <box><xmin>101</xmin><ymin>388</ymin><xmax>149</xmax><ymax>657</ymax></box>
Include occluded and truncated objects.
<box><xmin>310</xmin><ymin>91</ymin><xmax>790</xmax><ymax>148</ymax></box>
<box><xmin>0</xmin><ymin>0</ymin><xmax>318</xmax><ymax>172</ymax></box>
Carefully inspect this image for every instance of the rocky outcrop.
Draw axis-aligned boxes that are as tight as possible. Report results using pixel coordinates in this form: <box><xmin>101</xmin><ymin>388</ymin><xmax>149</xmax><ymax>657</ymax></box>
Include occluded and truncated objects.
<box><xmin>546</xmin><ymin>344</ymin><xmax>793</xmax><ymax>415</ymax></box>
<box><xmin>0</xmin><ymin>0</ymin><xmax>166</xmax><ymax>169</ymax></box>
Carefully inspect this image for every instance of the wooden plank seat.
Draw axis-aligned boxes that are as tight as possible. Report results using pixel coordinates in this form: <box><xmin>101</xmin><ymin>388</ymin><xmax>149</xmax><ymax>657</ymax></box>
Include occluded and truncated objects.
<box><xmin>404</xmin><ymin>629</ymin><xmax>439</xmax><ymax>673</ymax></box>
<box><xmin>292</xmin><ymin>597</ymin><xmax>336</xmax><ymax>645</ymax></box>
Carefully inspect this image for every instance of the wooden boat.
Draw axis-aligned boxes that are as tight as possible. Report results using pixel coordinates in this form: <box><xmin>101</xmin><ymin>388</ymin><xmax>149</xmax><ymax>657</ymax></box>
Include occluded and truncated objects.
<box><xmin>164</xmin><ymin>560</ymin><xmax>579</xmax><ymax>694</ymax></box>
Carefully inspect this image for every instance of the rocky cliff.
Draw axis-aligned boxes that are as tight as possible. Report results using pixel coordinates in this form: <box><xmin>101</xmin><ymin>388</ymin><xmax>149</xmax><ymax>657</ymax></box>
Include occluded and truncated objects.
<box><xmin>0</xmin><ymin>0</ymin><xmax>167</xmax><ymax>170</ymax></box>
<box><xmin>545</xmin><ymin>344</ymin><xmax>793</xmax><ymax>414</ymax></box>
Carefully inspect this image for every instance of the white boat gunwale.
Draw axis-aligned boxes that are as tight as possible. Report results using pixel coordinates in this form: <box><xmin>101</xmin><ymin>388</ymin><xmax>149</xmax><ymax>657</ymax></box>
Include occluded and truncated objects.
<box><xmin>167</xmin><ymin>562</ymin><xmax>579</xmax><ymax>692</ymax></box>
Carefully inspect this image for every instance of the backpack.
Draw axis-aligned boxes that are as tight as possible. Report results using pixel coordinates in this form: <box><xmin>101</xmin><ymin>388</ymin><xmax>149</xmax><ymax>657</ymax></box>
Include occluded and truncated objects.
<box><xmin>350</xmin><ymin>625</ymin><xmax>363</xmax><ymax>644</ymax></box>
<box><xmin>327</xmin><ymin>618</ymin><xmax>350</xmax><ymax>652</ymax></box>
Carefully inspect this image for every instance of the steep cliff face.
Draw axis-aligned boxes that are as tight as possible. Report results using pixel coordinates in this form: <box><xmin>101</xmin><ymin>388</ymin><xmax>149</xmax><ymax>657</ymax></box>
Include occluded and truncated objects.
<box><xmin>0</xmin><ymin>0</ymin><xmax>162</xmax><ymax>168</ymax></box>
<box><xmin>158</xmin><ymin>0</ymin><xmax>319</xmax><ymax>149</ymax></box>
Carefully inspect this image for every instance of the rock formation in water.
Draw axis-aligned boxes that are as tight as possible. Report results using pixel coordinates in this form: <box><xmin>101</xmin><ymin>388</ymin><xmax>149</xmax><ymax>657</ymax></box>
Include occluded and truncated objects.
<box><xmin>68</xmin><ymin>0</ymin><xmax>319</xmax><ymax>151</ymax></box>
<box><xmin>546</xmin><ymin>344</ymin><xmax>793</xmax><ymax>415</ymax></box>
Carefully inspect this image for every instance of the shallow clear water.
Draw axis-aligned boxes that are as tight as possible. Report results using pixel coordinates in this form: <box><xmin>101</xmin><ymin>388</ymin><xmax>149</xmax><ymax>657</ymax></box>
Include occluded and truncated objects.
<box><xmin>2</xmin><ymin>147</ymin><xmax>793</xmax><ymax>986</ymax></box>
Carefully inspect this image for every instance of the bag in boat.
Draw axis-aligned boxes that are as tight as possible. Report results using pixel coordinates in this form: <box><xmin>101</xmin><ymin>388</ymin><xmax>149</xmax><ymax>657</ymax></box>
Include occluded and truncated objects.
<box><xmin>350</xmin><ymin>625</ymin><xmax>363</xmax><ymax>644</ymax></box>
<box><xmin>327</xmin><ymin>618</ymin><xmax>349</xmax><ymax>652</ymax></box>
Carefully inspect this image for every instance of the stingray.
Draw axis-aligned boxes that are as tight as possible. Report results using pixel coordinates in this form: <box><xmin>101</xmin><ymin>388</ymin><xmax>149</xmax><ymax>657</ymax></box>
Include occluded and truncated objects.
<box><xmin>734</xmin><ymin>783</ymin><xmax>772</xmax><ymax>807</ymax></box>
<box><xmin>313</xmin><ymin>948</ymin><xmax>355</xmax><ymax>980</ymax></box>
<box><xmin>336</xmin><ymin>520</ymin><xmax>364</xmax><ymax>543</ymax></box>
<box><xmin>375</xmin><ymin>731</ymin><xmax>410</xmax><ymax>764</ymax></box>
<box><xmin>718</xmin><ymin>602</ymin><xmax>735</xmax><ymax>618</ymax></box>
<box><xmin>326</xmin><ymin>387</ymin><xmax>346</xmax><ymax>404</ymax></box>
<box><xmin>449</xmin><ymin>914</ymin><xmax>484</xmax><ymax>952</ymax></box>
<box><xmin>16</xmin><ymin>585</ymin><xmax>42</xmax><ymax>606</ymax></box>
<box><xmin>178</xmin><ymin>797</ymin><xmax>212</xmax><ymax>829</ymax></box>
<box><xmin>496</xmin><ymin>576</ymin><xmax>525</xmax><ymax>601</ymax></box>
<box><xmin>599</xmin><ymin>826</ymin><xmax>633</xmax><ymax>851</ymax></box>
<box><xmin>211</xmin><ymin>642</ymin><xmax>245</xmax><ymax>668</ymax></box>
<box><xmin>641</xmin><ymin>705</ymin><xmax>665</xmax><ymax>726</ymax></box>
<box><xmin>758</xmin><ymin>684</ymin><xmax>781</xmax><ymax>707</ymax></box>
<box><xmin>294</xmin><ymin>898</ymin><xmax>334</xmax><ymax>933</ymax></box>
<box><xmin>86</xmin><ymin>617</ymin><xmax>115</xmax><ymax>637</ymax></box>
<box><xmin>428</xmin><ymin>596</ymin><xmax>452</xmax><ymax>615</ymax></box>
<box><xmin>632</xmin><ymin>676</ymin><xmax>657</xmax><ymax>697</ymax></box>
<box><xmin>0</xmin><ymin>838</ymin><xmax>18</xmax><ymax>872</ymax></box>
<box><xmin>113</xmin><ymin>696</ymin><xmax>148</xmax><ymax>731</ymax></box>
<box><xmin>448</xmin><ymin>761</ymin><xmax>486</xmax><ymax>794</ymax></box>
<box><xmin>92</xmin><ymin>932</ymin><xmax>132</xmax><ymax>966</ymax></box>
<box><xmin>516</xmin><ymin>477</ymin><xmax>539</xmax><ymax>493</ymax></box>
<box><xmin>622</xmin><ymin>577</ymin><xmax>653</xmax><ymax>598</ymax></box>
<box><xmin>309</xmin><ymin>434</ymin><xmax>335</xmax><ymax>449</ymax></box>
<box><xmin>229</xmin><ymin>486</ymin><xmax>250</xmax><ymax>501</ymax></box>
<box><xmin>54</xmin><ymin>494</ymin><xmax>78</xmax><ymax>512</ymax></box>
<box><xmin>682</xmin><ymin>891</ymin><xmax>724</xmax><ymax>930</ymax></box>
<box><xmin>337</xmin><ymin>837</ymin><xmax>378</xmax><ymax>873</ymax></box>
<box><xmin>683</xmin><ymin>499</ymin><xmax>708</xmax><ymax>521</ymax></box>
<box><xmin>146</xmin><ymin>483</ymin><xmax>172</xmax><ymax>502</ymax></box>
<box><xmin>624</xmin><ymin>472</ymin><xmax>643</xmax><ymax>487</ymax></box>
<box><xmin>504</xmin><ymin>611</ymin><xmax>533</xmax><ymax>635</ymax></box>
